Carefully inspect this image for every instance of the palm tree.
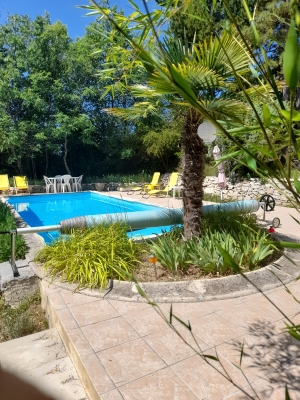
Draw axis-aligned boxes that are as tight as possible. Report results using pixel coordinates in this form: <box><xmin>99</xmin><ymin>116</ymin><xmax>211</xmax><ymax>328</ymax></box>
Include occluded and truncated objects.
<box><xmin>83</xmin><ymin>1</ymin><xmax>253</xmax><ymax>238</ymax></box>
<box><xmin>105</xmin><ymin>32</ymin><xmax>252</xmax><ymax>237</ymax></box>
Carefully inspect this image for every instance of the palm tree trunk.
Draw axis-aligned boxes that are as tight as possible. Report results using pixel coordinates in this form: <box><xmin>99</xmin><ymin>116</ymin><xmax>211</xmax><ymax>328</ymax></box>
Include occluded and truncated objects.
<box><xmin>182</xmin><ymin>110</ymin><xmax>206</xmax><ymax>239</ymax></box>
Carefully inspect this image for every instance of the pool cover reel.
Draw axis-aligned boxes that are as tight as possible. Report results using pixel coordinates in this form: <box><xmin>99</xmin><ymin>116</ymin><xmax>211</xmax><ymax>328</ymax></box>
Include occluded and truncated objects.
<box><xmin>59</xmin><ymin>200</ymin><xmax>260</xmax><ymax>234</ymax></box>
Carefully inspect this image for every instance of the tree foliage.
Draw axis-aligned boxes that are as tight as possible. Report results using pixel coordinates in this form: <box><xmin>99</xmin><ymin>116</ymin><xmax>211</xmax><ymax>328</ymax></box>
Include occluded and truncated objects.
<box><xmin>0</xmin><ymin>12</ymin><xmax>170</xmax><ymax>178</ymax></box>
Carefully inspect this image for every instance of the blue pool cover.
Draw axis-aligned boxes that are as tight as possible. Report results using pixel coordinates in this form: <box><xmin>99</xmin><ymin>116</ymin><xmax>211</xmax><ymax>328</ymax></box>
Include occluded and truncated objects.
<box><xmin>7</xmin><ymin>192</ymin><xmax>174</xmax><ymax>242</ymax></box>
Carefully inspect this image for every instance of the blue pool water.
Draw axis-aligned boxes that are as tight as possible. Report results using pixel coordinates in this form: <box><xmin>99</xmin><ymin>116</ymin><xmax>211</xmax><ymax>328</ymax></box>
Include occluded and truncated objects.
<box><xmin>7</xmin><ymin>192</ymin><xmax>173</xmax><ymax>242</ymax></box>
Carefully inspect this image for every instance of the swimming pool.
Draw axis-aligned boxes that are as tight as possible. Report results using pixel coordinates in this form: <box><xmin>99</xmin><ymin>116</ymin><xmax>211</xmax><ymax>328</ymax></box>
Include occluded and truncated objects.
<box><xmin>6</xmin><ymin>192</ymin><xmax>173</xmax><ymax>242</ymax></box>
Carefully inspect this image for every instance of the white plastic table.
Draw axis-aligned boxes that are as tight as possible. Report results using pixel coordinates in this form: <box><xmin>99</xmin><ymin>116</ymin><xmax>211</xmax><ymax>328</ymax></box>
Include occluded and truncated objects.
<box><xmin>48</xmin><ymin>177</ymin><xmax>62</xmax><ymax>193</ymax></box>
<box><xmin>71</xmin><ymin>177</ymin><xmax>80</xmax><ymax>192</ymax></box>
<box><xmin>173</xmin><ymin>185</ymin><xmax>183</xmax><ymax>199</ymax></box>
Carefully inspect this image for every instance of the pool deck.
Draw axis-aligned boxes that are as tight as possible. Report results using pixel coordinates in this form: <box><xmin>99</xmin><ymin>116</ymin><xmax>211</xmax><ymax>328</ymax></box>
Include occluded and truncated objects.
<box><xmin>37</xmin><ymin>192</ymin><xmax>300</xmax><ymax>399</ymax></box>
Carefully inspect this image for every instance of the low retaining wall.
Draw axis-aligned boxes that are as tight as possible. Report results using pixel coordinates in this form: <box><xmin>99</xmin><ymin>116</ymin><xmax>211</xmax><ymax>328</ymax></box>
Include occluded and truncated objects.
<box><xmin>203</xmin><ymin>177</ymin><xmax>293</xmax><ymax>206</ymax></box>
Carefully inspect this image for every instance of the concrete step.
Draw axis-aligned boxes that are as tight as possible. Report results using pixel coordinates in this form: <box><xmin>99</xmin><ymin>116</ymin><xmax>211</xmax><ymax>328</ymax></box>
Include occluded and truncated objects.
<box><xmin>0</xmin><ymin>328</ymin><xmax>88</xmax><ymax>400</ymax></box>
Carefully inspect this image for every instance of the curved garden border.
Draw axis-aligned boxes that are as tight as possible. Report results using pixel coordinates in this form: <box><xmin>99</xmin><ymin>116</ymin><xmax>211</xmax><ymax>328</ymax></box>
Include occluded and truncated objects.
<box><xmin>4</xmin><ymin>196</ymin><xmax>300</xmax><ymax>303</ymax></box>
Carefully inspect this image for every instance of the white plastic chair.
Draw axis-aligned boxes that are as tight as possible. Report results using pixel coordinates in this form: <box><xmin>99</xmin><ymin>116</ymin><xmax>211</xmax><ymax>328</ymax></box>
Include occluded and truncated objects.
<box><xmin>72</xmin><ymin>175</ymin><xmax>83</xmax><ymax>192</ymax></box>
<box><xmin>54</xmin><ymin>175</ymin><xmax>62</xmax><ymax>193</ymax></box>
<box><xmin>43</xmin><ymin>176</ymin><xmax>55</xmax><ymax>193</ymax></box>
<box><xmin>60</xmin><ymin>175</ymin><xmax>72</xmax><ymax>192</ymax></box>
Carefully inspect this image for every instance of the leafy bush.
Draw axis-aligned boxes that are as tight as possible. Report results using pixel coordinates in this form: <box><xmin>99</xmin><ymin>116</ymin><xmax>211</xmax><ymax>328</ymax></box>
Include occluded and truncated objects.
<box><xmin>84</xmin><ymin>173</ymin><xmax>152</xmax><ymax>185</ymax></box>
<box><xmin>150</xmin><ymin>236</ymin><xmax>189</xmax><ymax>275</ymax></box>
<box><xmin>0</xmin><ymin>202</ymin><xmax>26</xmax><ymax>262</ymax></box>
<box><xmin>202</xmin><ymin>208</ymin><xmax>259</xmax><ymax>236</ymax></box>
<box><xmin>149</xmin><ymin>210</ymin><xmax>275</xmax><ymax>275</ymax></box>
<box><xmin>36</xmin><ymin>223</ymin><xmax>140</xmax><ymax>289</ymax></box>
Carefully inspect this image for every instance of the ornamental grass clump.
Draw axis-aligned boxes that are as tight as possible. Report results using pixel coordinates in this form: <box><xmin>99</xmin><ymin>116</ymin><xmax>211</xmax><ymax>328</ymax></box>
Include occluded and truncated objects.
<box><xmin>36</xmin><ymin>223</ymin><xmax>139</xmax><ymax>289</ymax></box>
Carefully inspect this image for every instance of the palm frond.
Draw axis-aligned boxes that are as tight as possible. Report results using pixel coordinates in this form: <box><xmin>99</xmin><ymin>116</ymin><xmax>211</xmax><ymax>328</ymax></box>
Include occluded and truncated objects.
<box><xmin>192</xmin><ymin>30</ymin><xmax>252</xmax><ymax>78</ymax></box>
<box><xmin>104</xmin><ymin>101</ymin><xmax>161</xmax><ymax>120</ymax></box>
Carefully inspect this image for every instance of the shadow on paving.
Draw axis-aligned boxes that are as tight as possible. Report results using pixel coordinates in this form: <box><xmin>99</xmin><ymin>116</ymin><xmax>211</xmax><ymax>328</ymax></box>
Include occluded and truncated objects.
<box><xmin>232</xmin><ymin>320</ymin><xmax>300</xmax><ymax>398</ymax></box>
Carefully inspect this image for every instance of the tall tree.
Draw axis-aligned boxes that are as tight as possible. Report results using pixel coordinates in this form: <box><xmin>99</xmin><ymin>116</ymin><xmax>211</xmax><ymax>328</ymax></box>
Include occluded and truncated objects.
<box><xmin>83</xmin><ymin>0</ymin><xmax>252</xmax><ymax>238</ymax></box>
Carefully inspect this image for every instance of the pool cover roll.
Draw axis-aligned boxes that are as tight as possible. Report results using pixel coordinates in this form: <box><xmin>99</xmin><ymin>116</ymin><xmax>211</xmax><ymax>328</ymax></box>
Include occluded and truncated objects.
<box><xmin>59</xmin><ymin>200</ymin><xmax>259</xmax><ymax>234</ymax></box>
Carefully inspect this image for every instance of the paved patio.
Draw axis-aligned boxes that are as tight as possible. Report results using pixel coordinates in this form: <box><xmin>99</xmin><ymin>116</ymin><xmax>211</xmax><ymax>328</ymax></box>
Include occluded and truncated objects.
<box><xmin>40</xmin><ymin>192</ymin><xmax>300</xmax><ymax>400</ymax></box>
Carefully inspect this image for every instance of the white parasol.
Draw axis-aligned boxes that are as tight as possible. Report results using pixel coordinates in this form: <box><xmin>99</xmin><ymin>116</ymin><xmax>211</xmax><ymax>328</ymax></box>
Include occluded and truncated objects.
<box><xmin>213</xmin><ymin>145</ymin><xmax>227</xmax><ymax>199</ymax></box>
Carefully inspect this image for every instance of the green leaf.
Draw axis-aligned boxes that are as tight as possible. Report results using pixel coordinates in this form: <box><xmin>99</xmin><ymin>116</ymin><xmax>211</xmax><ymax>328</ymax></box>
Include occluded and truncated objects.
<box><xmin>249</xmin><ymin>64</ymin><xmax>259</xmax><ymax>78</ymax></box>
<box><xmin>283</xmin><ymin>20</ymin><xmax>300</xmax><ymax>92</ymax></box>
<box><xmin>294</xmin><ymin>177</ymin><xmax>300</xmax><ymax>194</ymax></box>
<box><xmin>202</xmin><ymin>354</ymin><xmax>219</xmax><ymax>361</ymax></box>
<box><xmin>263</xmin><ymin>104</ymin><xmax>271</xmax><ymax>128</ymax></box>
<box><xmin>272</xmin><ymin>241</ymin><xmax>300</xmax><ymax>249</ymax></box>
<box><xmin>245</xmin><ymin>152</ymin><xmax>257</xmax><ymax>171</ymax></box>
<box><xmin>285</xmin><ymin>385</ymin><xmax>291</xmax><ymax>400</ymax></box>
<box><xmin>168</xmin><ymin>63</ymin><xmax>198</xmax><ymax>102</ymax></box>
<box><xmin>216</xmin><ymin>245</ymin><xmax>241</xmax><ymax>273</ymax></box>
<box><xmin>226</xmin><ymin>125</ymin><xmax>261</xmax><ymax>134</ymax></box>
<box><xmin>239</xmin><ymin>343</ymin><xmax>244</xmax><ymax>367</ymax></box>
<box><xmin>281</xmin><ymin>109</ymin><xmax>300</xmax><ymax>121</ymax></box>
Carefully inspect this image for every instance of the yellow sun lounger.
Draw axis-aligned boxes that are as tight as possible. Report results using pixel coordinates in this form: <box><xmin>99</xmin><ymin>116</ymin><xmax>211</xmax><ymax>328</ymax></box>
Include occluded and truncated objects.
<box><xmin>127</xmin><ymin>172</ymin><xmax>160</xmax><ymax>195</ymax></box>
<box><xmin>143</xmin><ymin>172</ymin><xmax>179</xmax><ymax>198</ymax></box>
<box><xmin>13</xmin><ymin>176</ymin><xmax>30</xmax><ymax>194</ymax></box>
<box><xmin>0</xmin><ymin>174</ymin><xmax>10</xmax><ymax>193</ymax></box>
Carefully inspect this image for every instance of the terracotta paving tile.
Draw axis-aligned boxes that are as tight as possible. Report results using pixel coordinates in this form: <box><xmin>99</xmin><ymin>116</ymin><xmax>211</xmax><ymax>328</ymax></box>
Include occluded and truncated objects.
<box><xmin>267</xmin><ymin>290</ymin><xmax>300</xmax><ymax>317</ymax></box>
<box><xmin>40</xmin><ymin>281</ymin><xmax>61</xmax><ymax>294</ymax></box>
<box><xmin>171</xmin><ymin>353</ymin><xmax>249</xmax><ymax>400</ymax></box>
<box><xmin>101</xmin><ymin>389</ymin><xmax>124</xmax><ymax>400</ymax></box>
<box><xmin>238</xmin><ymin>295</ymin><xmax>285</xmax><ymax>319</ymax></box>
<box><xmin>81</xmin><ymin>353</ymin><xmax>115</xmax><ymax>395</ymax></box>
<box><xmin>119</xmin><ymin>367</ymin><xmax>198</xmax><ymax>399</ymax></box>
<box><xmin>216</xmin><ymin>301</ymin><xmax>279</xmax><ymax>329</ymax></box>
<box><xmin>123</xmin><ymin>307</ymin><xmax>171</xmax><ymax>337</ymax></box>
<box><xmin>97</xmin><ymin>338</ymin><xmax>166</xmax><ymax>387</ymax></box>
<box><xmin>56</xmin><ymin>308</ymin><xmax>79</xmax><ymax>331</ymax></box>
<box><xmin>143</xmin><ymin>324</ymin><xmax>207</xmax><ymax>366</ymax></box>
<box><xmin>108</xmin><ymin>299</ymin><xmax>151</xmax><ymax>315</ymax></box>
<box><xmin>69</xmin><ymin>300</ymin><xmax>119</xmax><ymax>327</ymax></box>
<box><xmin>219</xmin><ymin>318</ymin><xmax>300</xmax><ymax>383</ymax></box>
<box><xmin>216</xmin><ymin>338</ymin><xmax>273</xmax><ymax>383</ymax></box>
<box><xmin>60</xmin><ymin>291</ymin><xmax>99</xmax><ymax>306</ymax></box>
<box><xmin>187</xmin><ymin>313</ymin><xmax>245</xmax><ymax>347</ymax></box>
<box><xmin>81</xmin><ymin>316</ymin><xmax>139</xmax><ymax>352</ymax></box>
<box><xmin>47</xmin><ymin>292</ymin><xmax>67</xmax><ymax>310</ymax></box>
<box><xmin>66</xmin><ymin>328</ymin><xmax>94</xmax><ymax>356</ymax></box>
<box><xmin>253</xmin><ymin>365</ymin><xmax>300</xmax><ymax>400</ymax></box>
<box><xmin>160</xmin><ymin>301</ymin><xmax>215</xmax><ymax>321</ymax></box>
<box><xmin>206</xmin><ymin>297</ymin><xmax>243</xmax><ymax>312</ymax></box>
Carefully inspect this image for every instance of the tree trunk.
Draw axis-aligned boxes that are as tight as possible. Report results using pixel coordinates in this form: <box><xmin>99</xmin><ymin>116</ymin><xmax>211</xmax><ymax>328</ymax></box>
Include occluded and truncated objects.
<box><xmin>182</xmin><ymin>110</ymin><xmax>206</xmax><ymax>239</ymax></box>
<box><xmin>11</xmin><ymin>146</ymin><xmax>23</xmax><ymax>175</ymax></box>
<box><xmin>63</xmin><ymin>135</ymin><xmax>71</xmax><ymax>175</ymax></box>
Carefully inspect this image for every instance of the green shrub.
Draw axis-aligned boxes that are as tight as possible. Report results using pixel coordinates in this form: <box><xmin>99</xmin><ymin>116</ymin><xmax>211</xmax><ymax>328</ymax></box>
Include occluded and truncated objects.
<box><xmin>149</xmin><ymin>210</ymin><xmax>275</xmax><ymax>275</ymax></box>
<box><xmin>150</xmin><ymin>236</ymin><xmax>190</xmax><ymax>275</ymax></box>
<box><xmin>85</xmin><ymin>173</ymin><xmax>152</xmax><ymax>185</ymax></box>
<box><xmin>35</xmin><ymin>223</ymin><xmax>140</xmax><ymax>289</ymax></box>
<box><xmin>0</xmin><ymin>202</ymin><xmax>26</xmax><ymax>262</ymax></box>
<box><xmin>202</xmin><ymin>208</ymin><xmax>259</xmax><ymax>236</ymax></box>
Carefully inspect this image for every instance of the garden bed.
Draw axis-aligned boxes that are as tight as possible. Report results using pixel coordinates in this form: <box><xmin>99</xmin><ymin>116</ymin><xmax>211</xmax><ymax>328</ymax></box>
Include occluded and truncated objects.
<box><xmin>133</xmin><ymin>248</ymin><xmax>282</xmax><ymax>282</ymax></box>
<box><xmin>0</xmin><ymin>291</ymin><xmax>48</xmax><ymax>343</ymax></box>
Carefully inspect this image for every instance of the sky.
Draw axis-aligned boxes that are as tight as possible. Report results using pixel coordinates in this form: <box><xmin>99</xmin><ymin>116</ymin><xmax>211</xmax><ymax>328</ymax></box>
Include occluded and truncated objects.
<box><xmin>0</xmin><ymin>0</ymin><xmax>153</xmax><ymax>39</ymax></box>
